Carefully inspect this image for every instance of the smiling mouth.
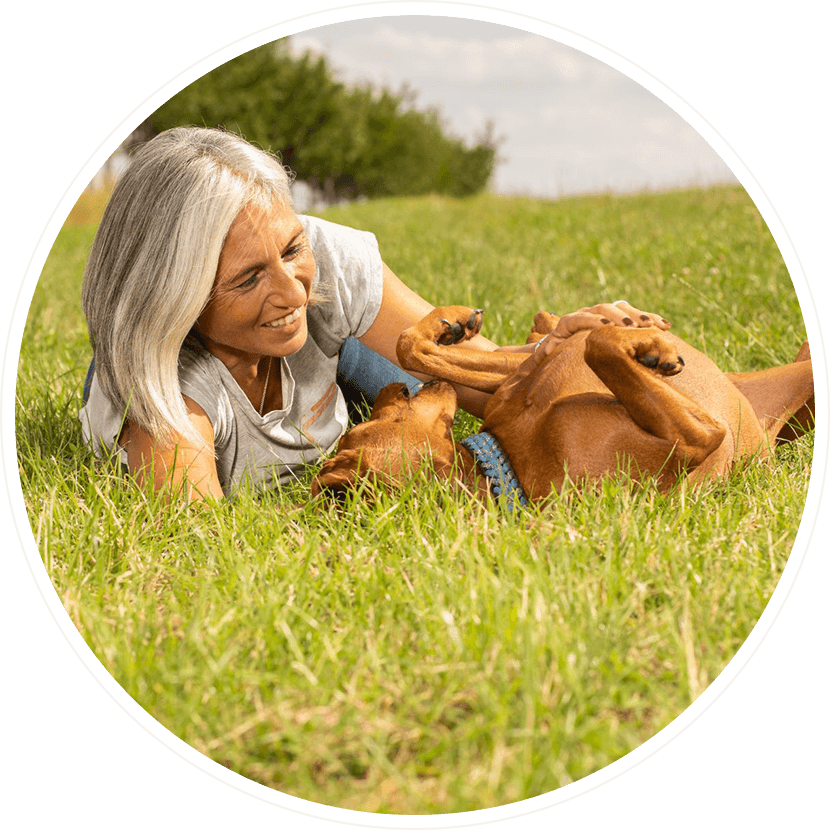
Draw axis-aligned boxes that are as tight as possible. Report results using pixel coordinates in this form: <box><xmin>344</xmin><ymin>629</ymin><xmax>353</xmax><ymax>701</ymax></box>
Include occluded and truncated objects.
<box><xmin>263</xmin><ymin>307</ymin><xmax>302</xmax><ymax>328</ymax></box>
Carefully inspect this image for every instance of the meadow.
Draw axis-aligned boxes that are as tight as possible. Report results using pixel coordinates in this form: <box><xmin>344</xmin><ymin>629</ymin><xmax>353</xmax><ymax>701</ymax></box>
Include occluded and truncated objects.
<box><xmin>16</xmin><ymin>185</ymin><xmax>812</xmax><ymax>813</ymax></box>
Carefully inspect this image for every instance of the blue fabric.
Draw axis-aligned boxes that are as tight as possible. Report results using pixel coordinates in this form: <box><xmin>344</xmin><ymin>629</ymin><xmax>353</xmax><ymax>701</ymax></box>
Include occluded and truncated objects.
<box><xmin>336</xmin><ymin>336</ymin><xmax>422</xmax><ymax>422</ymax></box>
<box><xmin>80</xmin><ymin>337</ymin><xmax>419</xmax><ymax>422</ymax></box>
<box><xmin>461</xmin><ymin>431</ymin><xmax>529</xmax><ymax>512</ymax></box>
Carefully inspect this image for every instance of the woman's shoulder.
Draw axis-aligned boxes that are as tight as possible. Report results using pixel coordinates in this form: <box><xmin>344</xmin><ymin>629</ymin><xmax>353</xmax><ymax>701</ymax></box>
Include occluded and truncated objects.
<box><xmin>299</xmin><ymin>214</ymin><xmax>380</xmax><ymax>262</ymax></box>
<box><xmin>178</xmin><ymin>337</ymin><xmax>233</xmax><ymax>442</ymax></box>
<box><xmin>300</xmin><ymin>216</ymin><xmax>384</xmax><ymax>356</ymax></box>
<box><xmin>179</xmin><ymin>336</ymin><xmax>223</xmax><ymax>388</ymax></box>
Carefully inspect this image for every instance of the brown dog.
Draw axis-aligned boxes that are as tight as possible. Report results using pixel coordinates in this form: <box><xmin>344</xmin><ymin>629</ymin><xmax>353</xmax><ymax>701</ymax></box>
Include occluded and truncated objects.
<box><xmin>312</xmin><ymin>307</ymin><xmax>814</xmax><ymax>506</ymax></box>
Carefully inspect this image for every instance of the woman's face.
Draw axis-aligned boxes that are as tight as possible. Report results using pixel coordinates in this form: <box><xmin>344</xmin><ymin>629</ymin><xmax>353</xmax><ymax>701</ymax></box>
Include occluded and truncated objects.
<box><xmin>196</xmin><ymin>199</ymin><xmax>316</xmax><ymax>367</ymax></box>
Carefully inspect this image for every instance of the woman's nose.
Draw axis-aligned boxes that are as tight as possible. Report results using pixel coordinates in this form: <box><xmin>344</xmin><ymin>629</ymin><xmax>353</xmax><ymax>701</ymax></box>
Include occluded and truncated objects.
<box><xmin>265</xmin><ymin>269</ymin><xmax>308</xmax><ymax>308</ymax></box>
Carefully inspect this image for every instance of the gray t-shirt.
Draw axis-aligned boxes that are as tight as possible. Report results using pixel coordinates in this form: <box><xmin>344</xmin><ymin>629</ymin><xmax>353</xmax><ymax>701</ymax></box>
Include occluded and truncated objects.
<box><xmin>80</xmin><ymin>215</ymin><xmax>384</xmax><ymax>495</ymax></box>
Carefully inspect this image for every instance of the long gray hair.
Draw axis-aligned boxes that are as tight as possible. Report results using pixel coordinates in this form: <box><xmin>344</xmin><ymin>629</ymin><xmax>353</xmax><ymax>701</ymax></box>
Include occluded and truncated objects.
<box><xmin>82</xmin><ymin>127</ymin><xmax>294</xmax><ymax>447</ymax></box>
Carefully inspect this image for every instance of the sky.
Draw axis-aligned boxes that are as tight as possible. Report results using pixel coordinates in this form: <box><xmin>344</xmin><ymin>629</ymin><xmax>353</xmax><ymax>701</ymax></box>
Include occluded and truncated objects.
<box><xmin>288</xmin><ymin>16</ymin><xmax>738</xmax><ymax>198</ymax></box>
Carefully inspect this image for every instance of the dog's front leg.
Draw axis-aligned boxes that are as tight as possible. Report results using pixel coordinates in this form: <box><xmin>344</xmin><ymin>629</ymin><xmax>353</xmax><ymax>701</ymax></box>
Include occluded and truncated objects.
<box><xmin>584</xmin><ymin>327</ymin><xmax>727</xmax><ymax>469</ymax></box>
<box><xmin>397</xmin><ymin>307</ymin><xmax>530</xmax><ymax>392</ymax></box>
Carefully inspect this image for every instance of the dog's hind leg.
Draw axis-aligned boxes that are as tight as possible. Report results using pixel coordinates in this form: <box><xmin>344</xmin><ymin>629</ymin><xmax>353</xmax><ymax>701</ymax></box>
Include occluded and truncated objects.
<box><xmin>725</xmin><ymin>342</ymin><xmax>814</xmax><ymax>442</ymax></box>
<box><xmin>525</xmin><ymin>311</ymin><xmax>561</xmax><ymax>343</ymax></box>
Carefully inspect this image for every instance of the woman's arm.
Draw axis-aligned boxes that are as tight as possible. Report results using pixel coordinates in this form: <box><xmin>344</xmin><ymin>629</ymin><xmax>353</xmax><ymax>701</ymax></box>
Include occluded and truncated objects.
<box><xmin>119</xmin><ymin>396</ymin><xmax>225</xmax><ymax>501</ymax></box>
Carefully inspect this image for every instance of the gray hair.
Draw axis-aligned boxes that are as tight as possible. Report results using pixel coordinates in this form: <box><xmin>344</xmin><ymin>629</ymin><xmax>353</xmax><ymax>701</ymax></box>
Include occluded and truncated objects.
<box><xmin>82</xmin><ymin>127</ymin><xmax>295</xmax><ymax>448</ymax></box>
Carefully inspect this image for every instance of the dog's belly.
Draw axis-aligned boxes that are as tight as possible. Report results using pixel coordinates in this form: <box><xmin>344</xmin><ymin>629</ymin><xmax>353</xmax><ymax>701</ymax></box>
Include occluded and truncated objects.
<box><xmin>491</xmin><ymin>394</ymin><xmax>688</xmax><ymax>496</ymax></box>
<box><xmin>483</xmin><ymin>330</ymin><xmax>766</xmax><ymax>498</ymax></box>
<box><xmin>524</xmin><ymin>330</ymin><xmax>758</xmax><ymax>429</ymax></box>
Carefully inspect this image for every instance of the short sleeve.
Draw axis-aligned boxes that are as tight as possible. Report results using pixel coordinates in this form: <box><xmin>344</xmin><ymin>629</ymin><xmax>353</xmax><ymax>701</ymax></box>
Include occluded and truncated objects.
<box><xmin>301</xmin><ymin>216</ymin><xmax>384</xmax><ymax>358</ymax></box>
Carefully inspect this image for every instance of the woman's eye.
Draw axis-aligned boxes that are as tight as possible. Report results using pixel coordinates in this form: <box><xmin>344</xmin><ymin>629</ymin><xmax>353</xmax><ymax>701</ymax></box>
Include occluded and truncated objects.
<box><xmin>237</xmin><ymin>272</ymin><xmax>260</xmax><ymax>290</ymax></box>
<box><xmin>284</xmin><ymin>240</ymin><xmax>305</xmax><ymax>260</ymax></box>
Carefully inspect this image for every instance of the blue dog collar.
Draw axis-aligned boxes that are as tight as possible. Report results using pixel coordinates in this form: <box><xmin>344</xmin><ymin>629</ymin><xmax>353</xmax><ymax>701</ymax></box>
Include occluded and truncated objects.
<box><xmin>461</xmin><ymin>431</ymin><xmax>529</xmax><ymax>512</ymax></box>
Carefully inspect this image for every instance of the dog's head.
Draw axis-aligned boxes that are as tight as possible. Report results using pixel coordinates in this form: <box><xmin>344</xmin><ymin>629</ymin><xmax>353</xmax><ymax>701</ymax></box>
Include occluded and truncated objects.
<box><xmin>311</xmin><ymin>380</ymin><xmax>460</xmax><ymax>499</ymax></box>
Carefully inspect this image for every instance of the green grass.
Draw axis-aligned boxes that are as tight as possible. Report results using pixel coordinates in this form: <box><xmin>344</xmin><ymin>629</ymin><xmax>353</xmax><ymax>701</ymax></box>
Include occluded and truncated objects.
<box><xmin>16</xmin><ymin>186</ymin><xmax>812</xmax><ymax>813</ymax></box>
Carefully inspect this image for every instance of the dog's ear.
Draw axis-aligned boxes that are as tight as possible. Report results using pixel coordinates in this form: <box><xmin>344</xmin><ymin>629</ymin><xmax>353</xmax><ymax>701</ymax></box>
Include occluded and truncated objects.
<box><xmin>311</xmin><ymin>450</ymin><xmax>363</xmax><ymax>500</ymax></box>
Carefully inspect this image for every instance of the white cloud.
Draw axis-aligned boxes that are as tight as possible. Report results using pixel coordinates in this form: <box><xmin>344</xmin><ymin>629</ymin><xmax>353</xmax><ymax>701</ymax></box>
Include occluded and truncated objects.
<box><xmin>287</xmin><ymin>18</ymin><xmax>737</xmax><ymax>197</ymax></box>
<box><xmin>291</xmin><ymin>25</ymin><xmax>620</xmax><ymax>88</ymax></box>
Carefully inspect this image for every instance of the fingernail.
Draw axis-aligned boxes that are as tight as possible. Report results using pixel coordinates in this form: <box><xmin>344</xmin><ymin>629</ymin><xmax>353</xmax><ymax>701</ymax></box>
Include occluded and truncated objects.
<box><xmin>640</xmin><ymin>315</ymin><xmax>651</xmax><ymax>322</ymax></box>
<box><xmin>661</xmin><ymin>319</ymin><xmax>671</xmax><ymax>326</ymax></box>
<box><xmin>601</xmin><ymin>318</ymin><xmax>612</xmax><ymax>324</ymax></box>
<box><xmin>622</xmin><ymin>317</ymin><xmax>634</xmax><ymax>326</ymax></box>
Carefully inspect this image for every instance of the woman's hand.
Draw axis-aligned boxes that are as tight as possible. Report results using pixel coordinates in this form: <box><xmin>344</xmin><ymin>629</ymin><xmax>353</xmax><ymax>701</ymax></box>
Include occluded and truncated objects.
<box><xmin>528</xmin><ymin>301</ymin><xmax>671</xmax><ymax>358</ymax></box>
<box><xmin>554</xmin><ymin>300</ymin><xmax>670</xmax><ymax>337</ymax></box>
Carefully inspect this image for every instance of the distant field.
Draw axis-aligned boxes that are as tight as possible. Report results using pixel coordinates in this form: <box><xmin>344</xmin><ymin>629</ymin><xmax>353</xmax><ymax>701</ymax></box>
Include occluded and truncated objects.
<box><xmin>16</xmin><ymin>186</ymin><xmax>812</xmax><ymax>813</ymax></box>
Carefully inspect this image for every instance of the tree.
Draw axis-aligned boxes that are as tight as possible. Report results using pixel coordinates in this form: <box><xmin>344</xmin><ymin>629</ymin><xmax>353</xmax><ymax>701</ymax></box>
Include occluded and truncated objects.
<box><xmin>147</xmin><ymin>39</ymin><xmax>497</xmax><ymax>200</ymax></box>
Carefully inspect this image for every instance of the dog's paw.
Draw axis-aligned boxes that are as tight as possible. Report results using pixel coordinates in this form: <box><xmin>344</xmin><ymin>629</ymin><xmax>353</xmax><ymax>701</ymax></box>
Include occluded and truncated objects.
<box><xmin>634</xmin><ymin>337</ymin><xmax>685</xmax><ymax>376</ymax></box>
<box><xmin>436</xmin><ymin>307</ymin><xmax>484</xmax><ymax>345</ymax></box>
<box><xmin>529</xmin><ymin>311</ymin><xmax>561</xmax><ymax>338</ymax></box>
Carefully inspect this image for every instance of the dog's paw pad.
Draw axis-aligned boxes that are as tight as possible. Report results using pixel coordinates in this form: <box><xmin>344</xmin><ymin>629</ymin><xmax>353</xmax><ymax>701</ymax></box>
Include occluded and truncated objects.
<box><xmin>437</xmin><ymin>309</ymin><xmax>483</xmax><ymax>345</ymax></box>
<box><xmin>467</xmin><ymin>309</ymin><xmax>484</xmax><ymax>331</ymax></box>
<box><xmin>662</xmin><ymin>355</ymin><xmax>685</xmax><ymax>374</ymax></box>
<box><xmin>636</xmin><ymin>352</ymin><xmax>684</xmax><ymax>375</ymax></box>
<box><xmin>438</xmin><ymin>319</ymin><xmax>466</xmax><ymax>345</ymax></box>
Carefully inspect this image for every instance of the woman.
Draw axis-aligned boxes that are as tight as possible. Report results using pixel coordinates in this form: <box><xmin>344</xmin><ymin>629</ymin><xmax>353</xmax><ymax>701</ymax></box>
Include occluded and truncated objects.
<box><xmin>80</xmin><ymin>127</ymin><xmax>664</xmax><ymax>501</ymax></box>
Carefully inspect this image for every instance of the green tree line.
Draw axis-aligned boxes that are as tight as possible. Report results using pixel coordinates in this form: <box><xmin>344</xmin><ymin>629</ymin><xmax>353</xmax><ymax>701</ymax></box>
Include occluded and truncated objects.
<box><xmin>147</xmin><ymin>40</ymin><xmax>497</xmax><ymax>199</ymax></box>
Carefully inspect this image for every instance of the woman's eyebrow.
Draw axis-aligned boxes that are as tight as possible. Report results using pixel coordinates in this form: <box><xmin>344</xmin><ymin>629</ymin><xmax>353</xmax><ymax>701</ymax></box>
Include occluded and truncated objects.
<box><xmin>221</xmin><ymin>225</ymin><xmax>305</xmax><ymax>286</ymax></box>
<box><xmin>227</xmin><ymin>262</ymin><xmax>265</xmax><ymax>286</ymax></box>
<box><xmin>283</xmin><ymin>228</ymin><xmax>304</xmax><ymax>250</ymax></box>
